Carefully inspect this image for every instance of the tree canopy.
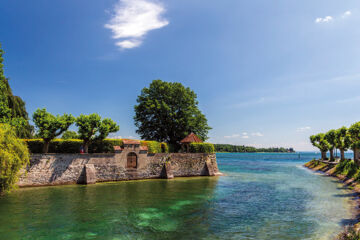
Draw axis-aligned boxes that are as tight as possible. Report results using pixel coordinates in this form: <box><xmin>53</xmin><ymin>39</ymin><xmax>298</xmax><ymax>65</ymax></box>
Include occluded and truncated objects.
<box><xmin>0</xmin><ymin>44</ymin><xmax>32</xmax><ymax>138</ymax></box>
<box><xmin>324</xmin><ymin>129</ymin><xmax>336</xmax><ymax>161</ymax></box>
<box><xmin>75</xmin><ymin>113</ymin><xmax>119</xmax><ymax>153</ymax></box>
<box><xmin>134</xmin><ymin>80</ymin><xmax>211</xmax><ymax>145</ymax></box>
<box><xmin>335</xmin><ymin>127</ymin><xmax>351</xmax><ymax>161</ymax></box>
<box><xmin>33</xmin><ymin>108</ymin><xmax>75</xmax><ymax>153</ymax></box>
<box><xmin>0</xmin><ymin>124</ymin><xmax>29</xmax><ymax>194</ymax></box>
<box><xmin>61</xmin><ymin>130</ymin><xmax>79</xmax><ymax>140</ymax></box>
<box><xmin>310</xmin><ymin>133</ymin><xmax>330</xmax><ymax>159</ymax></box>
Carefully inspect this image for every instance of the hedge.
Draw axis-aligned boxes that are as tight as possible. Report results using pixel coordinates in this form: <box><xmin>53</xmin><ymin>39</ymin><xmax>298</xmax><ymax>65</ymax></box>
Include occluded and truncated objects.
<box><xmin>141</xmin><ymin>141</ymin><xmax>169</xmax><ymax>153</ymax></box>
<box><xmin>23</xmin><ymin>139</ymin><xmax>169</xmax><ymax>154</ymax></box>
<box><xmin>189</xmin><ymin>143</ymin><xmax>215</xmax><ymax>153</ymax></box>
<box><xmin>23</xmin><ymin>139</ymin><xmax>212</xmax><ymax>154</ymax></box>
<box><xmin>23</xmin><ymin>139</ymin><xmax>123</xmax><ymax>154</ymax></box>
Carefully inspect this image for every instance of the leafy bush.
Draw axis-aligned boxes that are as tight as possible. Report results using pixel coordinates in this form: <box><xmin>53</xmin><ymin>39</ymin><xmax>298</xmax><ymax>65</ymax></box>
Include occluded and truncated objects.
<box><xmin>24</xmin><ymin>139</ymin><xmax>123</xmax><ymax>153</ymax></box>
<box><xmin>141</xmin><ymin>141</ymin><xmax>169</xmax><ymax>153</ymax></box>
<box><xmin>189</xmin><ymin>143</ymin><xmax>215</xmax><ymax>153</ymax></box>
<box><xmin>0</xmin><ymin>124</ymin><xmax>30</xmax><ymax>193</ymax></box>
<box><xmin>335</xmin><ymin>159</ymin><xmax>359</xmax><ymax>178</ymax></box>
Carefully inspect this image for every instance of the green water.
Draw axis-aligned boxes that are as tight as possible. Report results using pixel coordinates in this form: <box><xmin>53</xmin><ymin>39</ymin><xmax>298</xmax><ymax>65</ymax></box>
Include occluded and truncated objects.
<box><xmin>0</xmin><ymin>153</ymin><xmax>354</xmax><ymax>239</ymax></box>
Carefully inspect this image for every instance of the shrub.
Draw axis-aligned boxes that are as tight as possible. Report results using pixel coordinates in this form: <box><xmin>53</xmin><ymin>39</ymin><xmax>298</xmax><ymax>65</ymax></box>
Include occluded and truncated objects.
<box><xmin>337</xmin><ymin>226</ymin><xmax>360</xmax><ymax>240</ymax></box>
<box><xmin>189</xmin><ymin>143</ymin><xmax>215</xmax><ymax>153</ymax></box>
<box><xmin>141</xmin><ymin>141</ymin><xmax>169</xmax><ymax>153</ymax></box>
<box><xmin>335</xmin><ymin>159</ymin><xmax>359</xmax><ymax>178</ymax></box>
<box><xmin>24</xmin><ymin>139</ymin><xmax>123</xmax><ymax>154</ymax></box>
<box><xmin>0</xmin><ymin>124</ymin><xmax>30</xmax><ymax>194</ymax></box>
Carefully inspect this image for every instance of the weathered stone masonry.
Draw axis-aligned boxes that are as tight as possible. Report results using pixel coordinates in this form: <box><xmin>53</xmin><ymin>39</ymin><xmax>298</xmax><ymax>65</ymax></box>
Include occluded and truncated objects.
<box><xmin>18</xmin><ymin>152</ymin><xmax>219</xmax><ymax>187</ymax></box>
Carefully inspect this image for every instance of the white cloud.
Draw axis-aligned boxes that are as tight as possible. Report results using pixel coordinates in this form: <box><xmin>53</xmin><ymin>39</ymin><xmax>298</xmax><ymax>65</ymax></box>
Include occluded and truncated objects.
<box><xmin>251</xmin><ymin>132</ymin><xmax>264</xmax><ymax>137</ymax></box>
<box><xmin>224</xmin><ymin>134</ymin><xmax>240</xmax><ymax>139</ymax></box>
<box><xmin>315</xmin><ymin>10</ymin><xmax>352</xmax><ymax>24</ymax></box>
<box><xmin>105</xmin><ymin>0</ymin><xmax>169</xmax><ymax>49</ymax></box>
<box><xmin>315</xmin><ymin>16</ymin><xmax>333</xmax><ymax>23</ymax></box>
<box><xmin>242</xmin><ymin>135</ymin><xmax>249</xmax><ymax>139</ymax></box>
<box><xmin>342</xmin><ymin>11</ymin><xmax>352</xmax><ymax>18</ymax></box>
<box><xmin>296</xmin><ymin>126</ymin><xmax>311</xmax><ymax>132</ymax></box>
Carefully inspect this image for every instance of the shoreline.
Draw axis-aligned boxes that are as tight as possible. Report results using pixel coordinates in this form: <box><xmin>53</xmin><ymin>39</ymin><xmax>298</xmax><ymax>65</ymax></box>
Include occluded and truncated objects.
<box><xmin>304</xmin><ymin>160</ymin><xmax>360</xmax><ymax>234</ymax></box>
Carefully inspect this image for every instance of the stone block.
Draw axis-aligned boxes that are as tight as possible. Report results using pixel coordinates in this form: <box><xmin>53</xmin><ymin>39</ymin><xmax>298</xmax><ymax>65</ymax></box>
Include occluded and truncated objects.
<box><xmin>85</xmin><ymin>164</ymin><xmax>96</xmax><ymax>184</ymax></box>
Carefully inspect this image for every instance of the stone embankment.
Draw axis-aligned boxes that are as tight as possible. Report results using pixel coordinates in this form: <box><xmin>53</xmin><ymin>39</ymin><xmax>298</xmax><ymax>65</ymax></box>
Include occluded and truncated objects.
<box><xmin>18</xmin><ymin>152</ymin><xmax>220</xmax><ymax>187</ymax></box>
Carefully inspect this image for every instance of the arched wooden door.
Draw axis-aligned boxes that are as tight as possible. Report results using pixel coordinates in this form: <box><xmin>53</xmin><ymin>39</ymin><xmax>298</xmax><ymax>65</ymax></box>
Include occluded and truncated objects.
<box><xmin>127</xmin><ymin>152</ymin><xmax>137</xmax><ymax>168</ymax></box>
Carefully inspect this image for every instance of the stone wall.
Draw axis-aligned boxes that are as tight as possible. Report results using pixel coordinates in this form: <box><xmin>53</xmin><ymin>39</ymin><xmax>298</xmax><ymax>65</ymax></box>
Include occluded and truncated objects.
<box><xmin>18</xmin><ymin>151</ymin><xmax>219</xmax><ymax>187</ymax></box>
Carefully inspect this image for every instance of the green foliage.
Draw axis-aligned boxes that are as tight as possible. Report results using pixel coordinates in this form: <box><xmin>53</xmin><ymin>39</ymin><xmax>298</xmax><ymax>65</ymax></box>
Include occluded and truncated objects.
<box><xmin>33</xmin><ymin>108</ymin><xmax>75</xmax><ymax>153</ymax></box>
<box><xmin>140</xmin><ymin>141</ymin><xmax>169</xmax><ymax>153</ymax></box>
<box><xmin>134</xmin><ymin>79</ymin><xmax>211</xmax><ymax>145</ymax></box>
<box><xmin>61</xmin><ymin>130</ymin><xmax>79</xmax><ymax>139</ymax></box>
<box><xmin>349</xmin><ymin>122</ymin><xmax>360</xmax><ymax>150</ymax></box>
<box><xmin>335</xmin><ymin>127</ymin><xmax>351</xmax><ymax>151</ymax></box>
<box><xmin>75</xmin><ymin>113</ymin><xmax>119</xmax><ymax>153</ymax></box>
<box><xmin>189</xmin><ymin>143</ymin><xmax>215</xmax><ymax>153</ymax></box>
<box><xmin>24</xmin><ymin>139</ymin><xmax>123</xmax><ymax>154</ymax></box>
<box><xmin>0</xmin><ymin>124</ymin><xmax>30</xmax><ymax>194</ymax></box>
<box><xmin>335</xmin><ymin>159</ymin><xmax>359</xmax><ymax>178</ymax></box>
<box><xmin>324</xmin><ymin>130</ymin><xmax>336</xmax><ymax>151</ymax></box>
<box><xmin>310</xmin><ymin>133</ymin><xmax>331</xmax><ymax>152</ymax></box>
<box><xmin>0</xmin><ymin>44</ymin><xmax>32</xmax><ymax>138</ymax></box>
<box><xmin>214</xmin><ymin>144</ymin><xmax>293</xmax><ymax>153</ymax></box>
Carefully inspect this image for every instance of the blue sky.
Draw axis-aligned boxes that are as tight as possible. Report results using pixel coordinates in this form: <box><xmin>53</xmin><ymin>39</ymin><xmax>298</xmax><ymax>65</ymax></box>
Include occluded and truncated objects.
<box><xmin>1</xmin><ymin>0</ymin><xmax>360</xmax><ymax>150</ymax></box>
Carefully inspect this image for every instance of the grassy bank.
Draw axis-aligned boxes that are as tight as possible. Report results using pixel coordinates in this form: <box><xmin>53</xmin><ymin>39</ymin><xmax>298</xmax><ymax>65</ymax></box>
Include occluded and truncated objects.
<box><xmin>305</xmin><ymin>159</ymin><xmax>360</xmax><ymax>239</ymax></box>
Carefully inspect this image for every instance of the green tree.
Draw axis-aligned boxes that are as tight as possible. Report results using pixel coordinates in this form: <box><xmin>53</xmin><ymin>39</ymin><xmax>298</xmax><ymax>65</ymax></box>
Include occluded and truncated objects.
<box><xmin>0</xmin><ymin>124</ymin><xmax>29</xmax><ymax>194</ymax></box>
<box><xmin>335</xmin><ymin>127</ymin><xmax>352</xmax><ymax>161</ymax></box>
<box><xmin>0</xmin><ymin>44</ymin><xmax>32</xmax><ymax>138</ymax></box>
<box><xmin>310</xmin><ymin>133</ymin><xmax>330</xmax><ymax>160</ymax></box>
<box><xmin>76</xmin><ymin>113</ymin><xmax>119</xmax><ymax>153</ymax></box>
<box><xmin>61</xmin><ymin>130</ymin><xmax>79</xmax><ymax>139</ymax></box>
<box><xmin>134</xmin><ymin>80</ymin><xmax>211</xmax><ymax>145</ymax></box>
<box><xmin>33</xmin><ymin>108</ymin><xmax>75</xmax><ymax>153</ymax></box>
<box><xmin>324</xmin><ymin>129</ymin><xmax>337</xmax><ymax>161</ymax></box>
<box><xmin>348</xmin><ymin>122</ymin><xmax>360</xmax><ymax>164</ymax></box>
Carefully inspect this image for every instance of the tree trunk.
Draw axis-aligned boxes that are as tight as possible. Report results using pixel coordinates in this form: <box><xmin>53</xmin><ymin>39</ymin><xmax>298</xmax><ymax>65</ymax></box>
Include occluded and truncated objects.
<box><xmin>84</xmin><ymin>141</ymin><xmax>89</xmax><ymax>153</ymax></box>
<box><xmin>340</xmin><ymin>149</ymin><xmax>345</xmax><ymax>161</ymax></box>
<box><xmin>354</xmin><ymin>148</ymin><xmax>360</xmax><ymax>165</ymax></box>
<box><xmin>321</xmin><ymin>151</ymin><xmax>327</xmax><ymax>160</ymax></box>
<box><xmin>43</xmin><ymin>140</ymin><xmax>50</xmax><ymax>153</ymax></box>
<box><xmin>329</xmin><ymin>149</ymin><xmax>334</xmax><ymax>161</ymax></box>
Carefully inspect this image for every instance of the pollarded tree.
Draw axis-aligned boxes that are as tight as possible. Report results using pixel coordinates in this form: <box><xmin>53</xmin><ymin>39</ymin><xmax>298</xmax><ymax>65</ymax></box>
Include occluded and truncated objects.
<box><xmin>33</xmin><ymin>108</ymin><xmax>75</xmax><ymax>153</ymax></box>
<box><xmin>324</xmin><ymin>129</ymin><xmax>337</xmax><ymax>161</ymax></box>
<box><xmin>310</xmin><ymin>133</ymin><xmax>330</xmax><ymax>160</ymax></box>
<box><xmin>335</xmin><ymin>127</ymin><xmax>352</xmax><ymax>161</ymax></box>
<box><xmin>134</xmin><ymin>80</ymin><xmax>211</xmax><ymax>145</ymax></box>
<box><xmin>76</xmin><ymin>113</ymin><xmax>119</xmax><ymax>153</ymax></box>
<box><xmin>0</xmin><ymin>123</ymin><xmax>29</xmax><ymax>194</ymax></box>
<box><xmin>348</xmin><ymin>122</ymin><xmax>360</xmax><ymax>164</ymax></box>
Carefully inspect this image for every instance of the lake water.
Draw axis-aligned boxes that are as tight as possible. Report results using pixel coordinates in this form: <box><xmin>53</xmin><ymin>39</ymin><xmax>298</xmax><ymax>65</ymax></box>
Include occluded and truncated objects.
<box><xmin>0</xmin><ymin>153</ymin><xmax>354</xmax><ymax>240</ymax></box>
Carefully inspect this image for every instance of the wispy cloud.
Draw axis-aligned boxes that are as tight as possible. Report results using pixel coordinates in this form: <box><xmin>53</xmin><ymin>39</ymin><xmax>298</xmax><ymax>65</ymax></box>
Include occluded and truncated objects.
<box><xmin>296</xmin><ymin>126</ymin><xmax>311</xmax><ymax>132</ymax></box>
<box><xmin>224</xmin><ymin>132</ymin><xmax>249</xmax><ymax>139</ymax></box>
<box><xmin>315</xmin><ymin>16</ymin><xmax>333</xmax><ymax>23</ymax></box>
<box><xmin>251</xmin><ymin>132</ymin><xmax>264</xmax><ymax>137</ymax></box>
<box><xmin>342</xmin><ymin>11</ymin><xmax>352</xmax><ymax>18</ymax></box>
<box><xmin>105</xmin><ymin>0</ymin><xmax>169</xmax><ymax>49</ymax></box>
<box><xmin>315</xmin><ymin>10</ymin><xmax>352</xmax><ymax>24</ymax></box>
<box><xmin>224</xmin><ymin>134</ymin><xmax>240</xmax><ymax>139</ymax></box>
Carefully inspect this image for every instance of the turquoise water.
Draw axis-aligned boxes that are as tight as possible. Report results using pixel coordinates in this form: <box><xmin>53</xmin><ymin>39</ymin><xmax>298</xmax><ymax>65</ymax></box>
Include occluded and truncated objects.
<box><xmin>0</xmin><ymin>153</ymin><xmax>354</xmax><ymax>239</ymax></box>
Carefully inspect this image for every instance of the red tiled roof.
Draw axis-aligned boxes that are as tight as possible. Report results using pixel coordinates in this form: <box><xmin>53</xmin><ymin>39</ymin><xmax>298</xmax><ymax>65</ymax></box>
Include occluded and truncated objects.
<box><xmin>123</xmin><ymin>139</ymin><xmax>141</xmax><ymax>145</ymax></box>
<box><xmin>139</xmin><ymin>146</ymin><xmax>148</xmax><ymax>151</ymax></box>
<box><xmin>113</xmin><ymin>146</ymin><xmax>123</xmax><ymax>151</ymax></box>
<box><xmin>180</xmin><ymin>133</ymin><xmax>203</xmax><ymax>143</ymax></box>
